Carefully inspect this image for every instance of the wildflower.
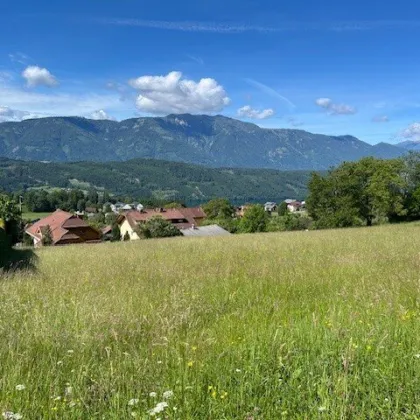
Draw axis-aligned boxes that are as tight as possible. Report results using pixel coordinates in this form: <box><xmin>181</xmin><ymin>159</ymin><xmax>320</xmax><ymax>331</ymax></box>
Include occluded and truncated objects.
<box><xmin>366</xmin><ymin>345</ymin><xmax>372</xmax><ymax>351</ymax></box>
<box><xmin>130</xmin><ymin>412</ymin><xmax>137</xmax><ymax>417</ymax></box>
<box><xmin>162</xmin><ymin>390</ymin><xmax>173</xmax><ymax>400</ymax></box>
<box><xmin>149</xmin><ymin>402</ymin><xmax>168</xmax><ymax>415</ymax></box>
<box><xmin>65</xmin><ymin>386</ymin><xmax>72</xmax><ymax>396</ymax></box>
<box><xmin>415</xmin><ymin>354</ymin><xmax>420</xmax><ymax>359</ymax></box>
<box><xmin>69</xmin><ymin>401</ymin><xmax>76</xmax><ymax>408</ymax></box>
<box><xmin>57</xmin><ymin>361</ymin><xmax>63</xmax><ymax>366</ymax></box>
<box><xmin>192</xmin><ymin>346</ymin><xmax>197</xmax><ymax>351</ymax></box>
<box><xmin>3</xmin><ymin>412</ymin><xmax>23</xmax><ymax>420</ymax></box>
<box><xmin>220</xmin><ymin>391</ymin><xmax>228</xmax><ymax>399</ymax></box>
<box><xmin>235</xmin><ymin>368</ymin><xmax>242</xmax><ymax>373</ymax></box>
<box><xmin>157</xmin><ymin>360</ymin><xmax>163</xmax><ymax>365</ymax></box>
<box><xmin>208</xmin><ymin>385</ymin><xmax>213</xmax><ymax>391</ymax></box>
<box><xmin>187</xmin><ymin>361</ymin><xmax>194</xmax><ymax>367</ymax></box>
<box><xmin>15</xmin><ymin>384</ymin><xmax>25</xmax><ymax>391</ymax></box>
<box><xmin>211</xmin><ymin>389</ymin><xmax>217</xmax><ymax>399</ymax></box>
<box><xmin>53</xmin><ymin>396</ymin><xmax>61</xmax><ymax>401</ymax></box>
<box><xmin>318</xmin><ymin>406</ymin><xmax>327</xmax><ymax>412</ymax></box>
<box><xmin>67</xmin><ymin>350</ymin><xmax>74</xmax><ymax>354</ymax></box>
<box><xmin>149</xmin><ymin>392</ymin><xmax>157</xmax><ymax>398</ymax></box>
<box><xmin>128</xmin><ymin>399</ymin><xmax>139</xmax><ymax>406</ymax></box>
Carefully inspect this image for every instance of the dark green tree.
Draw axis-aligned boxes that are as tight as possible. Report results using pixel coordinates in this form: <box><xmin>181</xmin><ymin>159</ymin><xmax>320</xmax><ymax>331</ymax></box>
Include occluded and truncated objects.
<box><xmin>278</xmin><ymin>201</ymin><xmax>289</xmax><ymax>216</ymax></box>
<box><xmin>111</xmin><ymin>223</ymin><xmax>121</xmax><ymax>242</ymax></box>
<box><xmin>239</xmin><ymin>204</ymin><xmax>268</xmax><ymax>233</ymax></box>
<box><xmin>202</xmin><ymin>198</ymin><xmax>235</xmax><ymax>220</ymax></box>
<box><xmin>135</xmin><ymin>216</ymin><xmax>182</xmax><ymax>239</ymax></box>
<box><xmin>41</xmin><ymin>225</ymin><xmax>53</xmax><ymax>246</ymax></box>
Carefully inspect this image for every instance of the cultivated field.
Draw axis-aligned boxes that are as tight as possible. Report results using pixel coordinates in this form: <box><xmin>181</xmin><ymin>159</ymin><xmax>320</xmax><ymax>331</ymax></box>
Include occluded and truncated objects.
<box><xmin>1</xmin><ymin>224</ymin><xmax>420</xmax><ymax>419</ymax></box>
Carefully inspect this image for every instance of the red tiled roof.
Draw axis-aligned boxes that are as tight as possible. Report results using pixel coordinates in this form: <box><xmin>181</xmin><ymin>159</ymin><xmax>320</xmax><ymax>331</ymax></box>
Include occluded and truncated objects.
<box><xmin>119</xmin><ymin>208</ymin><xmax>206</xmax><ymax>230</ymax></box>
<box><xmin>26</xmin><ymin>209</ymin><xmax>100</xmax><ymax>245</ymax></box>
<box><xmin>178</xmin><ymin>207</ymin><xmax>206</xmax><ymax>220</ymax></box>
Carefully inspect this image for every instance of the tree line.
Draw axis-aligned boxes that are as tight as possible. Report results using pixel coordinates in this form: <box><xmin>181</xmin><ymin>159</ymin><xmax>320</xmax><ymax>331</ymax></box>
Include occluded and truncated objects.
<box><xmin>306</xmin><ymin>153</ymin><xmax>420</xmax><ymax>228</ymax></box>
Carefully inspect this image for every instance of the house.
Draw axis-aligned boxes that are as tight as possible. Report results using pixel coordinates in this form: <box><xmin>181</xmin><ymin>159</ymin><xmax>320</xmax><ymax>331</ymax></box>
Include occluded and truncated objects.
<box><xmin>121</xmin><ymin>204</ymin><xmax>133</xmax><ymax>211</ymax></box>
<box><xmin>25</xmin><ymin>209</ymin><xmax>101</xmax><ymax>247</ymax></box>
<box><xmin>117</xmin><ymin>207</ymin><xmax>206</xmax><ymax>240</ymax></box>
<box><xmin>287</xmin><ymin>201</ymin><xmax>303</xmax><ymax>213</ymax></box>
<box><xmin>284</xmin><ymin>199</ymin><xmax>296</xmax><ymax>204</ymax></box>
<box><xmin>264</xmin><ymin>202</ymin><xmax>277</xmax><ymax>212</ymax></box>
<box><xmin>180</xmin><ymin>224</ymin><xmax>231</xmax><ymax>237</ymax></box>
<box><xmin>236</xmin><ymin>205</ymin><xmax>251</xmax><ymax>218</ymax></box>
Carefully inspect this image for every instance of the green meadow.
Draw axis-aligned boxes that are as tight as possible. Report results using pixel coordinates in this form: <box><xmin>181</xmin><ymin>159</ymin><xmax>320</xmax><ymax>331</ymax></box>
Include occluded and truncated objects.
<box><xmin>1</xmin><ymin>224</ymin><xmax>420</xmax><ymax>419</ymax></box>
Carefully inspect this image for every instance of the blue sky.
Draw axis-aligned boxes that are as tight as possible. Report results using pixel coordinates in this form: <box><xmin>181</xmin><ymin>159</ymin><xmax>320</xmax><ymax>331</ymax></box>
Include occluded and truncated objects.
<box><xmin>1</xmin><ymin>0</ymin><xmax>420</xmax><ymax>144</ymax></box>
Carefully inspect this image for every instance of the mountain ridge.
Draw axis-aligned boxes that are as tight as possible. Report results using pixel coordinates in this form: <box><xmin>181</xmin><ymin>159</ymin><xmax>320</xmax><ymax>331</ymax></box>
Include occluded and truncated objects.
<box><xmin>0</xmin><ymin>114</ymin><xmax>405</xmax><ymax>170</ymax></box>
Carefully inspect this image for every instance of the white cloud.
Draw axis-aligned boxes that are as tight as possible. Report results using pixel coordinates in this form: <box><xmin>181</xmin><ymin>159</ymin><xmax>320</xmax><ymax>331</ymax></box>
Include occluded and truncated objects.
<box><xmin>22</xmin><ymin>66</ymin><xmax>59</xmax><ymax>88</ymax></box>
<box><xmin>237</xmin><ymin>105</ymin><xmax>275</xmax><ymax>119</ymax></box>
<box><xmin>315</xmin><ymin>97</ymin><xmax>356</xmax><ymax>115</ymax></box>
<box><xmin>372</xmin><ymin>115</ymin><xmax>389</xmax><ymax>123</ymax></box>
<box><xmin>0</xmin><ymin>106</ymin><xmax>41</xmax><ymax>122</ymax></box>
<box><xmin>128</xmin><ymin>71</ymin><xmax>230</xmax><ymax>114</ymax></box>
<box><xmin>89</xmin><ymin>109</ymin><xmax>116</xmax><ymax>121</ymax></box>
<box><xmin>401</xmin><ymin>123</ymin><xmax>420</xmax><ymax>141</ymax></box>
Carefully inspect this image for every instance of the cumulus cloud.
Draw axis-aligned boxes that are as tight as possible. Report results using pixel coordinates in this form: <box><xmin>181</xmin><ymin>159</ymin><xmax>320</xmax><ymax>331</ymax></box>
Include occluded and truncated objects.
<box><xmin>372</xmin><ymin>115</ymin><xmax>389</xmax><ymax>123</ymax></box>
<box><xmin>315</xmin><ymin>97</ymin><xmax>356</xmax><ymax>115</ymax></box>
<box><xmin>401</xmin><ymin>123</ymin><xmax>420</xmax><ymax>142</ymax></box>
<box><xmin>22</xmin><ymin>66</ymin><xmax>59</xmax><ymax>88</ymax></box>
<box><xmin>128</xmin><ymin>71</ymin><xmax>230</xmax><ymax>114</ymax></box>
<box><xmin>89</xmin><ymin>109</ymin><xmax>116</xmax><ymax>121</ymax></box>
<box><xmin>0</xmin><ymin>106</ymin><xmax>40</xmax><ymax>122</ymax></box>
<box><xmin>237</xmin><ymin>105</ymin><xmax>275</xmax><ymax>119</ymax></box>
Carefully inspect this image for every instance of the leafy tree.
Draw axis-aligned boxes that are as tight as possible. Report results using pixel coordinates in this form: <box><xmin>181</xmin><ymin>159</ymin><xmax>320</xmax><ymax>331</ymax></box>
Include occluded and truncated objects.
<box><xmin>41</xmin><ymin>225</ymin><xmax>53</xmax><ymax>246</ymax></box>
<box><xmin>165</xmin><ymin>202</ymin><xmax>184</xmax><ymax>209</ymax></box>
<box><xmin>111</xmin><ymin>223</ymin><xmax>121</xmax><ymax>242</ymax></box>
<box><xmin>202</xmin><ymin>198</ymin><xmax>235</xmax><ymax>220</ymax></box>
<box><xmin>77</xmin><ymin>199</ymin><xmax>86</xmax><ymax>212</ymax></box>
<box><xmin>267</xmin><ymin>213</ymin><xmax>312</xmax><ymax>232</ymax></box>
<box><xmin>239</xmin><ymin>204</ymin><xmax>268</xmax><ymax>233</ymax></box>
<box><xmin>278</xmin><ymin>201</ymin><xmax>289</xmax><ymax>216</ymax></box>
<box><xmin>87</xmin><ymin>188</ymin><xmax>99</xmax><ymax>205</ymax></box>
<box><xmin>307</xmin><ymin>158</ymin><xmax>407</xmax><ymax>228</ymax></box>
<box><xmin>135</xmin><ymin>216</ymin><xmax>182</xmax><ymax>239</ymax></box>
<box><xmin>0</xmin><ymin>194</ymin><xmax>21</xmax><ymax>246</ymax></box>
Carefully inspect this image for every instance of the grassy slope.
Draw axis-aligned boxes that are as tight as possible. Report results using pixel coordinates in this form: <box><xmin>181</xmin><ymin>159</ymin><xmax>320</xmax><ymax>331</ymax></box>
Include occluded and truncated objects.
<box><xmin>1</xmin><ymin>224</ymin><xmax>420</xmax><ymax>418</ymax></box>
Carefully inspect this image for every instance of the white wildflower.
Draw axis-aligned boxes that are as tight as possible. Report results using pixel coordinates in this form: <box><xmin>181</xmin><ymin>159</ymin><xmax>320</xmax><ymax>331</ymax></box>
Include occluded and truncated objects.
<box><xmin>65</xmin><ymin>386</ymin><xmax>72</xmax><ymax>396</ymax></box>
<box><xmin>2</xmin><ymin>413</ymin><xmax>22</xmax><ymax>420</ymax></box>
<box><xmin>15</xmin><ymin>384</ymin><xmax>25</xmax><ymax>391</ymax></box>
<box><xmin>415</xmin><ymin>354</ymin><xmax>420</xmax><ymax>359</ymax></box>
<box><xmin>57</xmin><ymin>361</ymin><xmax>63</xmax><ymax>366</ymax></box>
<box><xmin>128</xmin><ymin>398</ymin><xmax>139</xmax><ymax>406</ymax></box>
<box><xmin>235</xmin><ymin>368</ymin><xmax>242</xmax><ymax>373</ymax></box>
<box><xmin>149</xmin><ymin>401</ymin><xmax>168</xmax><ymax>415</ymax></box>
<box><xmin>318</xmin><ymin>406</ymin><xmax>327</xmax><ymax>412</ymax></box>
<box><xmin>149</xmin><ymin>392</ymin><xmax>157</xmax><ymax>398</ymax></box>
<box><xmin>157</xmin><ymin>360</ymin><xmax>163</xmax><ymax>364</ymax></box>
<box><xmin>130</xmin><ymin>412</ymin><xmax>137</xmax><ymax>417</ymax></box>
<box><xmin>162</xmin><ymin>390</ymin><xmax>173</xmax><ymax>400</ymax></box>
<box><xmin>67</xmin><ymin>350</ymin><xmax>74</xmax><ymax>354</ymax></box>
<box><xmin>69</xmin><ymin>401</ymin><xmax>76</xmax><ymax>408</ymax></box>
<box><xmin>53</xmin><ymin>396</ymin><xmax>61</xmax><ymax>401</ymax></box>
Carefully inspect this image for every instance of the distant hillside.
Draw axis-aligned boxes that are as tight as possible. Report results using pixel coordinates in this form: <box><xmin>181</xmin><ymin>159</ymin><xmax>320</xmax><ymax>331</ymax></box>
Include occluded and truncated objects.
<box><xmin>0</xmin><ymin>114</ymin><xmax>405</xmax><ymax>170</ymax></box>
<box><xmin>0</xmin><ymin>157</ymin><xmax>311</xmax><ymax>204</ymax></box>
<box><xmin>396</xmin><ymin>140</ymin><xmax>420</xmax><ymax>151</ymax></box>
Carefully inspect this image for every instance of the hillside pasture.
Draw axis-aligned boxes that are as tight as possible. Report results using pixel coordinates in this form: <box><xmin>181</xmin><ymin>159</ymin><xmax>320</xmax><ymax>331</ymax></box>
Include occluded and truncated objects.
<box><xmin>1</xmin><ymin>224</ymin><xmax>420</xmax><ymax>418</ymax></box>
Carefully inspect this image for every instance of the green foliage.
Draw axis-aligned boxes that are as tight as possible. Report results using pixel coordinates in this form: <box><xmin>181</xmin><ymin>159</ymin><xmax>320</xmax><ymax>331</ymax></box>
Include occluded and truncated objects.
<box><xmin>239</xmin><ymin>205</ymin><xmax>268</xmax><ymax>233</ymax></box>
<box><xmin>307</xmin><ymin>157</ymin><xmax>408</xmax><ymax>228</ymax></box>
<box><xmin>111</xmin><ymin>223</ymin><xmax>121</xmax><ymax>242</ymax></box>
<box><xmin>0</xmin><ymin>193</ymin><xmax>21</xmax><ymax>246</ymax></box>
<box><xmin>123</xmin><ymin>231</ymin><xmax>130</xmax><ymax>241</ymax></box>
<box><xmin>0</xmin><ymin>158</ymin><xmax>310</xmax><ymax>205</ymax></box>
<box><xmin>135</xmin><ymin>216</ymin><xmax>182</xmax><ymax>239</ymax></box>
<box><xmin>267</xmin><ymin>213</ymin><xmax>313</xmax><ymax>232</ymax></box>
<box><xmin>41</xmin><ymin>225</ymin><xmax>53</xmax><ymax>246</ymax></box>
<box><xmin>202</xmin><ymin>199</ymin><xmax>235</xmax><ymax>219</ymax></box>
<box><xmin>277</xmin><ymin>201</ymin><xmax>289</xmax><ymax>216</ymax></box>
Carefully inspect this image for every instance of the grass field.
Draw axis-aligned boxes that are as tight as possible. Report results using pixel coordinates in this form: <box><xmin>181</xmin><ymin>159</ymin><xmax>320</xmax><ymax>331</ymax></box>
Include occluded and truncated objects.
<box><xmin>1</xmin><ymin>224</ymin><xmax>420</xmax><ymax>419</ymax></box>
<box><xmin>22</xmin><ymin>211</ymin><xmax>52</xmax><ymax>222</ymax></box>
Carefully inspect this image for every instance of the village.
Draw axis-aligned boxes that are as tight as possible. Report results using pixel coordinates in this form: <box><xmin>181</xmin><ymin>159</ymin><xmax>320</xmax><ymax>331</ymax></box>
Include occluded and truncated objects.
<box><xmin>24</xmin><ymin>199</ymin><xmax>307</xmax><ymax>247</ymax></box>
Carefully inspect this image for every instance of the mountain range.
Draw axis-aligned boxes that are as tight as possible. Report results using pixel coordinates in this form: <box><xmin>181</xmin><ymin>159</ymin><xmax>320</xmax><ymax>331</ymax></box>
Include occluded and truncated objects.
<box><xmin>0</xmin><ymin>114</ymin><xmax>407</xmax><ymax>170</ymax></box>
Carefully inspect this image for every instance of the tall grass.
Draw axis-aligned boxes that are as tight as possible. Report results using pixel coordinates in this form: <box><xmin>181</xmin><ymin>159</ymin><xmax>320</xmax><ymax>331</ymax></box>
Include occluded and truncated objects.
<box><xmin>1</xmin><ymin>224</ymin><xmax>420</xmax><ymax>419</ymax></box>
